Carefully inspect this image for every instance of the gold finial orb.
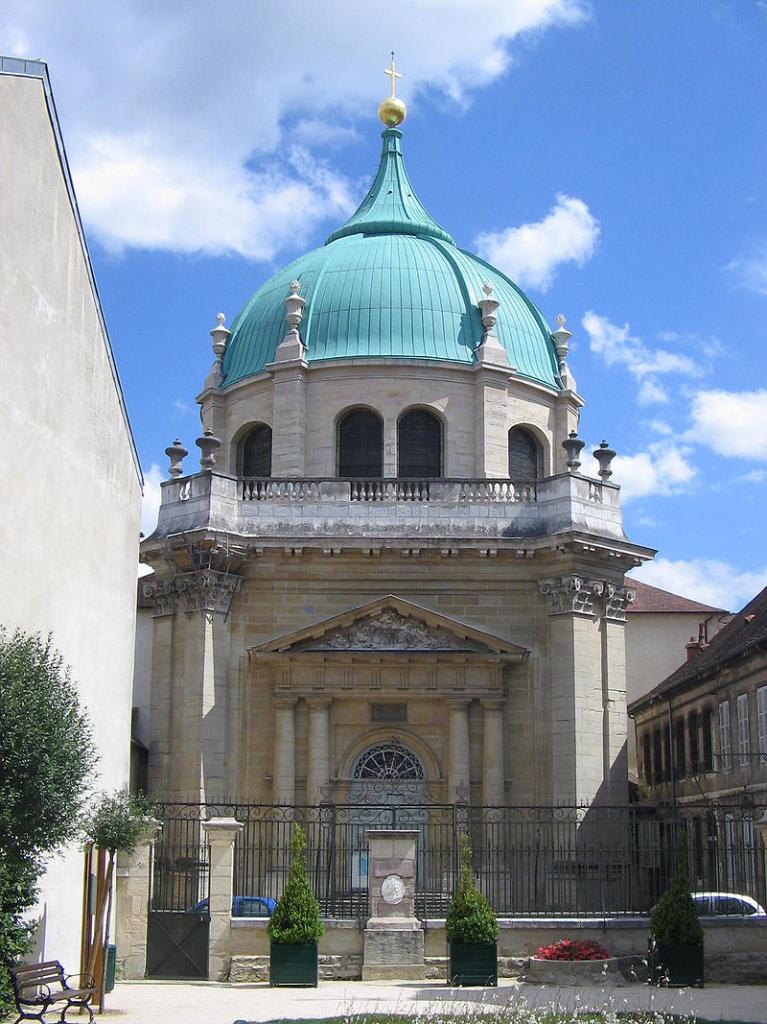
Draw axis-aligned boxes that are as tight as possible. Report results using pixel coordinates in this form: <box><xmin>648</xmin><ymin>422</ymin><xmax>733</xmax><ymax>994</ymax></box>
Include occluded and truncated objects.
<box><xmin>380</xmin><ymin>51</ymin><xmax>406</xmax><ymax>126</ymax></box>
<box><xmin>378</xmin><ymin>95</ymin><xmax>407</xmax><ymax>127</ymax></box>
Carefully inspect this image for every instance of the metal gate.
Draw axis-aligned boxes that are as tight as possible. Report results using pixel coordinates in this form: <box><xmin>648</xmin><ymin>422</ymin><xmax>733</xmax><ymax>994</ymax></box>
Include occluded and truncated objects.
<box><xmin>146</xmin><ymin>824</ymin><xmax>210</xmax><ymax>979</ymax></box>
<box><xmin>146</xmin><ymin>910</ymin><xmax>209</xmax><ymax>979</ymax></box>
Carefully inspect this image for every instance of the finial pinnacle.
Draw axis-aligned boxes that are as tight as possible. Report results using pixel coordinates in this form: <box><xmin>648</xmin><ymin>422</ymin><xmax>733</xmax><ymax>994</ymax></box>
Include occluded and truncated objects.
<box><xmin>556</xmin><ymin>313</ymin><xmax>566</xmax><ymax>329</ymax></box>
<box><xmin>379</xmin><ymin>52</ymin><xmax>407</xmax><ymax>127</ymax></box>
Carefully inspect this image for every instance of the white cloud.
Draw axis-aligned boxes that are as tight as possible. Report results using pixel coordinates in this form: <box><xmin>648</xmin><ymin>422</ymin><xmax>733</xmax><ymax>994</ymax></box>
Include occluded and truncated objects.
<box><xmin>610</xmin><ymin>442</ymin><xmax>697</xmax><ymax>502</ymax></box>
<box><xmin>582</xmin><ymin>312</ymin><xmax>699</xmax><ymax>381</ymax></box>
<box><xmin>637</xmin><ymin>379</ymin><xmax>669</xmax><ymax>406</ymax></box>
<box><xmin>140</xmin><ymin>463</ymin><xmax>163</xmax><ymax>538</ymax></box>
<box><xmin>474</xmin><ymin>193</ymin><xmax>600</xmax><ymax>291</ymax></box>
<box><xmin>739</xmin><ymin>469</ymin><xmax>767</xmax><ymax>483</ymax></box>
<box><xmin>75</xmin><ymin>136</ymin><xmax>355</xmax><ymax>260</ymax></box>
<box><xmin>688</xmin><ymin>389</ymin><xmax>767</xmax><ymax>461</ymax></box>
<box><xmin>631</xmin><ymin>558</ymin><xmax>767</xmax><ymax>612</ymax></box>
<box><xmin>725</xmin><ymin>249</ymin><xmax>767</xmax><ymax>296</ymax></box>
<box><xmin>0</xmin><ymin>0</ymin><xmax>587</xmax><ymax>259</ymax></box>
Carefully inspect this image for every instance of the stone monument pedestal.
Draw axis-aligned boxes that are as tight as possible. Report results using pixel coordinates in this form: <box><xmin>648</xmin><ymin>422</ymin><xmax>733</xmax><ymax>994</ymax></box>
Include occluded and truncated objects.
<box><xmin>361</xmin><ymin>829</ymin><xmax>425</xmax><ymax>981</ymax></box>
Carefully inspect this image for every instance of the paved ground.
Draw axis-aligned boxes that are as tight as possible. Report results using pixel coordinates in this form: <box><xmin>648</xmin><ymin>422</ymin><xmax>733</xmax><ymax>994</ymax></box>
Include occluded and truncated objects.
<box><xmin>95</xmin><ymin>979</ymin><xmax>767</xmax><ymax>1024</ymax></box>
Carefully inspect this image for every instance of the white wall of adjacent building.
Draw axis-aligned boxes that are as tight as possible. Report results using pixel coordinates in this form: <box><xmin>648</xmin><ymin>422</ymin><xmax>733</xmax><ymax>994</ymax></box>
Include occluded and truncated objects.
<box><xmin>0</xmin><ymin>63</ymin><xmax>142</xmax><ymax>969</ymax></box>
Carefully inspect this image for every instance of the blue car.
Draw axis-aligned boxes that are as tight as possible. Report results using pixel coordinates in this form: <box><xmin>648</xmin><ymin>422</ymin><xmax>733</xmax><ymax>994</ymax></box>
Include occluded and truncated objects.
<box><xmin>188</xmin><ymin>895</ymin><xmax>276</xmax><ymax>917</ymax></box>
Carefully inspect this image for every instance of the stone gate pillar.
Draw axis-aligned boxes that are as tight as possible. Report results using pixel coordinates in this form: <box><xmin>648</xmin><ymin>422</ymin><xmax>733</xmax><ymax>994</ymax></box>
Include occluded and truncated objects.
<box><xmin>202</xmin><ymin>817</ymin><xmax>243</xmax><ymax>982</ymax></box>
<box><xmin>114</xmin><ymin>821</ymin><xmax>162</xmax><ymax>979</ymax></box>
<box><xmin>362</xmin><ymin>830</ymin><xmax>424</xmax><ymax>981</ymax></box>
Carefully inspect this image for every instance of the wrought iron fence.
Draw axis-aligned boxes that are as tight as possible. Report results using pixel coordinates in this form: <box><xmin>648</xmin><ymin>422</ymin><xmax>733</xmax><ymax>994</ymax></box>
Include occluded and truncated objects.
<box><xmin>149</xmin><ymin>799</ymin><xmax>766</xmax><ymax>919</ymax></box>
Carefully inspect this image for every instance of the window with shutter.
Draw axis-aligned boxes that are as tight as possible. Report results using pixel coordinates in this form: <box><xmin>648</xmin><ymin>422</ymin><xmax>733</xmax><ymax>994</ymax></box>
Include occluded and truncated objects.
<box><xmin>508</xmin><ymin>427</ymin><xmax>541</xmax><ymax>480</ymax></box>
<box><xmin>338</xmin><ymin>409</ymin><xmax>383</xmax><ymax>477</ymax></box>
<box><xmin>397</xmin><ymin>409</ymin><xmax>442</xmax><ymax>478</ymax></box>
<box><xmin>241</xmin><ymin>424</ymin><xmax>272</xmax><ymax>476</ymax></box>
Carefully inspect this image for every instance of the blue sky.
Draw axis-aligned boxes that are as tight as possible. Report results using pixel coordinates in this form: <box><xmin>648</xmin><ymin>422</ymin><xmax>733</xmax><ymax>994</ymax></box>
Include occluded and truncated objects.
<box><xmin>4</xmin><ymin>1</ymin><xmax>767</xmax><ymax>609</ymax></box>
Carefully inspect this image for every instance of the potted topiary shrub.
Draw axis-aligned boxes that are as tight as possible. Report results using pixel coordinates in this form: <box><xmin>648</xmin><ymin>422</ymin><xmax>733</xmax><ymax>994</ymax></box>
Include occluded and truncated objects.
<box><xmin>268</xmin><ymin>825</ymin><xmax>324</xmax><ymax>987</ymax></box>
<box><xmin>649</xmin><ymin>836</ymin><xmax>704</xmax><ymax>987</ymax></box>
<box><xmin>446</xmin><ymin>833</ymin><xmax>498</xmax><ymax>986</ymax></box>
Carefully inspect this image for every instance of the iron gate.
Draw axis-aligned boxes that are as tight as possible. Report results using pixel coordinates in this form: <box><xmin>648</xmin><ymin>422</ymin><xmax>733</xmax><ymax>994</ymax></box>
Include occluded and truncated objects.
<box><xmin>146</xmin><ymin>826</ymin><xmax>210</xmax><ymax>979</ymax></box>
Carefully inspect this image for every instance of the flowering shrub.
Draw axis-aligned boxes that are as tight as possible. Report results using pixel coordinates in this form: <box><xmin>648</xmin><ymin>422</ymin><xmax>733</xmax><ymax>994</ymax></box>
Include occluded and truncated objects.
<box><xmin>535</xmin><ymin>938</ymin><xmax>611</xmax><ymax>961</ymax></box>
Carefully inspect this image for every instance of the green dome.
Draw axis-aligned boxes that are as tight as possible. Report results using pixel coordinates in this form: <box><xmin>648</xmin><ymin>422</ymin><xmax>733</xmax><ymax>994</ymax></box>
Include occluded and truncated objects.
<box><xmin>222</xmin><ymin>128</ymin><xmax>560</xmax><ymax>389</ymax></box>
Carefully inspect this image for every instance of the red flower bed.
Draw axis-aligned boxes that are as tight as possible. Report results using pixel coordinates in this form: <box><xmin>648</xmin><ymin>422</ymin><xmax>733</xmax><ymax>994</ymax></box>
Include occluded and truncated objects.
<box><xmin>536</xmin><ymin>938</ymin><xmax>611</xmax><ymax>961</ymax></box>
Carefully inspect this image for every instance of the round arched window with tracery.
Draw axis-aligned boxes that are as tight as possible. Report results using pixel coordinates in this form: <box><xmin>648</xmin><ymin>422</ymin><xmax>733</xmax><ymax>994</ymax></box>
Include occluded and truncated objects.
<box><xmin>352</xmin><ymin>740</ymin><xmax>425</xmax><ymax>780</ymax></box>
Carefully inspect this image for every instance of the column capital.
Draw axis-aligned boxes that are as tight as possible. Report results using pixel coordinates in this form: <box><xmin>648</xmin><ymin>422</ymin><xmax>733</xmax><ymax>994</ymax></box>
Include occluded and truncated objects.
<box><xmin>305</xmin><ymin>695</ymin><xmax>333</xmax><ymax>709</ymax></box>
<box><xmin>142</xmin><ymin>577</ymin><xmax>177</xmax><ymax>617</ymax></box>
<box><xmin>480</xmin><ymin>698</ymin><xmax>505</xmax><ymax>712</ymax></box>
<box><xmin>143</xmin><ymin>570</ymin><xmax>241</xmax><ymax>618</ymax></box>
<box><xmin>539</xmin><ymin>575</ymin><xmax>603</xmax><ymax>616</ymax></box>
<box><xmin>603</xmin><ymin>583</ymin><xmax>636</xmax><ymax>622</ymax></box>
<box><xmin>273</xmin><ymin>696</ymin><xmax>298</xmax><ymax>710</ymax></box>
<box><xmin>447</xmin><ymin>697</ymin><xmax>472</xmax><ymax>710</ymax></box>
<box><xmin>201</xmin><ymin>817</ymin><xmax>244</xmax><ymax>844</ymax></box>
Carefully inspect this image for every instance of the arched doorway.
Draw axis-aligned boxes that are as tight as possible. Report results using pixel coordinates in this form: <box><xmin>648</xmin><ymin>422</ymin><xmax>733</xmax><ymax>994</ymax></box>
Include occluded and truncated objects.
<box><xmin>348</xmin><ymin>739</ymin><xmax>428</xmax><ymax>892</ymax></box>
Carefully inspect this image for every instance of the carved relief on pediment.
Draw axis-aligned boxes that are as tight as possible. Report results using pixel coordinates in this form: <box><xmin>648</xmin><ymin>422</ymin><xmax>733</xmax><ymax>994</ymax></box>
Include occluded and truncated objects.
<box><xmin>294</xmin><ymin>609</ymin><xmax>487</xmax><ymax>653</ymax></box>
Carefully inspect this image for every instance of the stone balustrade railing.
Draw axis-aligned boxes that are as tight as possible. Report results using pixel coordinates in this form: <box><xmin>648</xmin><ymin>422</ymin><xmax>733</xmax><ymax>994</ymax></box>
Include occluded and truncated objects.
<box><xmin>152</xmin><ymin>470</ymin><xmax>624</xmax><ymax>545</ymax></box>
<box><xmin>240</xmin><ymin>477</ymin><xmax>539</xmax><ymax>503</ymax></box>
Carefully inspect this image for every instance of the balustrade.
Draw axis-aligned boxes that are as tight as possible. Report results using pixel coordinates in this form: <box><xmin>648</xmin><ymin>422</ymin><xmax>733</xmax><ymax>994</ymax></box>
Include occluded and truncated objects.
<box><xmin>239</xmin><ymin>476</ymin><xmax>537</xmax><ymax>504</ymax></box>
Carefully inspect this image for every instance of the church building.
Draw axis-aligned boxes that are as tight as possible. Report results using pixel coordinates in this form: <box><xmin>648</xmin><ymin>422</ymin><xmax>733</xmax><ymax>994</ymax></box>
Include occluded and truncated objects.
<box><xmin>140</xmin><ymin>69</ymin><xmax>653</xmax><ymax>822</ymax></box>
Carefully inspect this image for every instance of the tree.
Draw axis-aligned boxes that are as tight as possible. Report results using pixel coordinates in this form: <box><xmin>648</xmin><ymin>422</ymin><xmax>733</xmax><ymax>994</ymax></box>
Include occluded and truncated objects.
<box><xmin>445</xmin><ymin>833</ymin><xmax>497</xmax><ymax>944</ymax></box>
<box><xmin>81</xmin><ymin>790</ymin><xmax>153</xmax><ymax>992</ymax></box>
<box><xmin>267</xmin><ymin>825</ymin><xmax>324</xmax><ymax>945</ymax></box>
<box><xmin>0</xmin><ymin>628</ymin><xmax>96</xmax><ymax>1011</ymax></box>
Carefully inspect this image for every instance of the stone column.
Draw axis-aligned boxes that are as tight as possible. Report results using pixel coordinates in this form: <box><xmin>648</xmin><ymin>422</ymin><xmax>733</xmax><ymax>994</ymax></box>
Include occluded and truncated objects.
<box><xmin>144</xmin><ymin>569</ymin><xmax>240</xmax><ymax>803</ymax></box>
<box><xmin>306</xmin><ymin>697</ymin><xmax>331</xmax><ymax>805</ymax></box>
<box><xmin>539</xmin><ymin>576</ymin><xmax>606</xmax><ymax>807</ymax></box>
<box><xmin>448</xmin><ymin>699</ymin><xmax>471</xmax><ymax>801</ymax></box>
<box><xmin>473</xmin><ymin>366</ymin><xmax>511</xmax><ymax>477</ymax></box>
<box><xmin>114</xmin><ymin>822</ymin><xmax>162</xmax><ymax>979</ymax></box>
<box><xmin>270</xmin><ymin>364</ymin><xmax>307</xmax><ymax>476</ymax></box>
<box><xmin>538</xmin><ymin>575</ymin><xmax>633</xmax><ymax>807</ymax></box>
<box><xmin>601</xmin><ymin>585</ymin><xmax>634</xmax><ymax>803</ymax></box>
<box><xmin>201</xmin><ymin>817</ymin><xmax>244</xmax><ymax>982</ymax></box>
<box><xmin>362</xmin><ymin>830</ymin><xmax>423</xmax><ymax>981</ymax></box>
<box><xmin>481</xmin><ymin>699</ymin><xmax>505</xmax><ymax>807</ymax></box>
<box><xmin>273</xmin><ymin>698</ymin><xmax>297</xmax><ymax>805</ymax></box>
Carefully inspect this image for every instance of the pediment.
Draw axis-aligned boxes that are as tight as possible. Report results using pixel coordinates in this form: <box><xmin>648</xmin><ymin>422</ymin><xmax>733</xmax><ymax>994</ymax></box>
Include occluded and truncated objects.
<box><xmin>249</xmin><ymin>595</ymin><xmax>527</xmax><ymax>658</ymax></box>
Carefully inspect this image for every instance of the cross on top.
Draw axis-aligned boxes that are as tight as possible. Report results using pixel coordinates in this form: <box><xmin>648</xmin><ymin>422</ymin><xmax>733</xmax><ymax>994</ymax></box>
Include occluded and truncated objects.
<box><xmin>384</xmin><ymin>51</ymin><xmax>402</xmax><ymax>97</ymax></box>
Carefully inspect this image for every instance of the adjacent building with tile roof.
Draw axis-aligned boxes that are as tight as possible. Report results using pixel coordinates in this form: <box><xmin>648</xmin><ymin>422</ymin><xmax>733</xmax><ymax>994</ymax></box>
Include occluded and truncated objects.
<box><xmin>630</xmin><ymin>583</ymin><xmax>767</xmax><ymax>804</ymax></box>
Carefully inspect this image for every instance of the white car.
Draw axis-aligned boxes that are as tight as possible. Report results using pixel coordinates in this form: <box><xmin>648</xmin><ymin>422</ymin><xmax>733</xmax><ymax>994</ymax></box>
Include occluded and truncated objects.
<box><xmin>691</xmin><ymin>892</ymin><xmax>767</xmax><ymax>917</ymax></box>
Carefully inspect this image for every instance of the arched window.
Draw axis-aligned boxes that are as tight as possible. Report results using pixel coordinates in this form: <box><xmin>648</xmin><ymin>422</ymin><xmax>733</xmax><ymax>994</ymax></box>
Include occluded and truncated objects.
<box><xmin>241</xmin><ymin>423</ymin><xmax>272</xmax><ymax>477</ymax></box>
<box><xmin>508</xmin><ymin>427</ymin><xmax>541</xmax><ymax>481</ymax></box>
<box><xmin>397</xmin><ymin>409</ymin><xmax>442</xmax><ymax>478</ymax></box>
<box><xmin>337</xmin><ymin>408</ymin><xmax>383</xmax><ymax>477</ymax></box>
<box><xmin>353</xmin><ymin>740</ymin><xmax>425</xmax><ymax>780</ymax></box>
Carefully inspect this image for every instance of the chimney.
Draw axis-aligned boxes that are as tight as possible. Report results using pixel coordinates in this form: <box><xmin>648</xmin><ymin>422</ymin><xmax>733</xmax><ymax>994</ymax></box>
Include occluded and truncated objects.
<box><xmin>686</xmin><ymin>622</ymin><xmax>709</xmax><ymax>662</ymax></box>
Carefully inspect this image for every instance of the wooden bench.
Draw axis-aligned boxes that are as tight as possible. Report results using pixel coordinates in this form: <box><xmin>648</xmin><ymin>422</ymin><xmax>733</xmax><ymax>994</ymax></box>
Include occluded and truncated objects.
<box><xmin>10</xmin><ymin>960</ymin><xmax>96</xmax><ymax>1023</ymax></box>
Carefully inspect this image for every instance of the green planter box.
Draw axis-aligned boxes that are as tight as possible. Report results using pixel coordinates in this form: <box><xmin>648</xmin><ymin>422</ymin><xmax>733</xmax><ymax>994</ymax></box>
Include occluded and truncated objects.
<box><xmin>648</xmin><ymin>939</ymin><xmax>704</xmax><ymax>987</ymax></box>
<box><xmin>269</xmin><ymin>941</ymin><xmax>319</xmax><ymax>987</ymax></box>
<box><xmin>448</xmin><ymin>940</ymin><xmax>497</xmax><ymax>987</ymax></box>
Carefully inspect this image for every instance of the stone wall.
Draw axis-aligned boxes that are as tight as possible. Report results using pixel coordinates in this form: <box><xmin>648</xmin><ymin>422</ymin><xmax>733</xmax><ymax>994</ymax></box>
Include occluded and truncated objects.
<box><xmin>201</xmin><ymin>359</ymin><xmax>581</xmax><ymax>481</ymax></box>
<box><xmin>220</xmin><ymin>918</ymin><xmax>767</xmax><ymax>983</ymax></box>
